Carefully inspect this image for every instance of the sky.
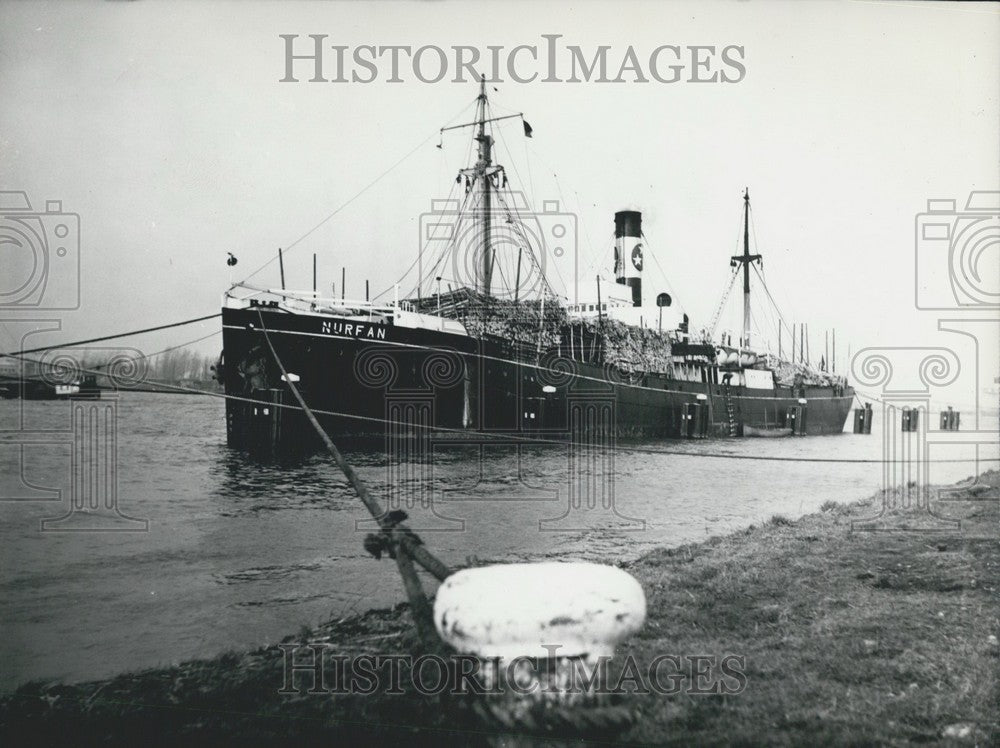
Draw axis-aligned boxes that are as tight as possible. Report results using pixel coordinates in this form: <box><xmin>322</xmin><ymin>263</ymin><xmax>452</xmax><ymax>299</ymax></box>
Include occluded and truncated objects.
<box><xmin>1</xmin><ymin>0</ymin><xmax>997</xmax><ymax>405</ymax></box>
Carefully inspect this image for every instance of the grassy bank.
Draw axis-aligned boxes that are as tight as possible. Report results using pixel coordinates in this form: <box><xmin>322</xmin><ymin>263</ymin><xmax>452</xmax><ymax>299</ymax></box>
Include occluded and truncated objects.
<box><xmin>2</xmin><ymin>472</ymin><xmax>997</xmax><ymax>745</ymax></box>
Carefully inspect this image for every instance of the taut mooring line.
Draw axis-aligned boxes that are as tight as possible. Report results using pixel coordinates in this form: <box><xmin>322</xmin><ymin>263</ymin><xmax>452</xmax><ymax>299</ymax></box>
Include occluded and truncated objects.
<box><xmin>1</xmin><ymin>313</ymin><xmax>222</xmax><ymax>357</ymax></box>
<box><xmin>255</xmin><ymin>311</ymin><xmax>449</xmax><ymax>649</ymax></box>
<box><xmin>5</xmin><ymin>347</ymin><xmax>995</xmax><ymax>466</ymax></box>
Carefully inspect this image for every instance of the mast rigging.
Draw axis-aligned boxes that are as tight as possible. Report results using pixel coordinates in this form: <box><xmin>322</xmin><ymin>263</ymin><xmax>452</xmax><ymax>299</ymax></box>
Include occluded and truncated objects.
<box><xmin>440</xmin><ymin>76</ymin><xmax>524</xmax><ymax>297</ymax></box>
<box><xmin>731</xmin><ymin>189</ymin><xmax>762</xmax><ymax>348</ymax></box>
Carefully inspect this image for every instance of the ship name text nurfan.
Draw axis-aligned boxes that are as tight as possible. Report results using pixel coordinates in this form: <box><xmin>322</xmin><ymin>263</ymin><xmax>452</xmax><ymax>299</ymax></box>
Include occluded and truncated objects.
<box><xmin>321</xmin><ymin>320</ymin><xmax>388</xmax><ymax>340</ymax></box>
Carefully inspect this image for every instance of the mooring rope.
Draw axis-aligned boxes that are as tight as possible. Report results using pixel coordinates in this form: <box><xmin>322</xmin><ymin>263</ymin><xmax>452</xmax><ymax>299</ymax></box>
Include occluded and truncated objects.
<box><xmin>254</xmin><ymin>310</ymin><xmax>450</xmax><ymax>651</ymax></box>
<box><xmin>4</xmin><ymin>347</ymin><xmax>997</xmax><ymax>465</ymax></box>
<box><xmin>1</xmin><ymin>313</ymin><xmax>221</xmax><ymax>357</ymax></box>
<box><xmin>253</xmin><ymin>312</ymin><xmax>452</xmax><ymax>582</ymax></box>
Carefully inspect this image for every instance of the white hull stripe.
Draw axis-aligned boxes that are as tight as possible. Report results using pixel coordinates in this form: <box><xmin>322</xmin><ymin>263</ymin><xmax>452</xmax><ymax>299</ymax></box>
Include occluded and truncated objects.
<box><xmin>222</xmin><ymin>323</ymin><xmax>854</xmax><ymax>403</ymax></box>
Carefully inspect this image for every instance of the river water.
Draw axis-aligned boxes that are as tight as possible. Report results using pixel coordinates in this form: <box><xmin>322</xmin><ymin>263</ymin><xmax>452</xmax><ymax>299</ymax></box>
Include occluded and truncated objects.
<box><xmin>0</xmin><ymin>392</ymin><xmax>994</xmax><ymax>689</ymax></box>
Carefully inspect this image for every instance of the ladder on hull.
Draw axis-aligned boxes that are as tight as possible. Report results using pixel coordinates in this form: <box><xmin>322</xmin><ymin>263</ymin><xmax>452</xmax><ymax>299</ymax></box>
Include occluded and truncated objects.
<box><xmin>722</xmin><ymin>383</ymin><xmax>739</xmax><ymax>436</ymax></box>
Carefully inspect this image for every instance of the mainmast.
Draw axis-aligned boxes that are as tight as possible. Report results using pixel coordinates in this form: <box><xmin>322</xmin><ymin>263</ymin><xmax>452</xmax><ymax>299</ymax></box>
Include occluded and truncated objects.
<box><xmin>731</xmin><ymin>189</ymin><xmax>761</xmax><ymax>347</ymax></box>
<box><xmin>474</xmin><ymin>76</ymin><xmax>494</xmax><ymax>296</ymax></box>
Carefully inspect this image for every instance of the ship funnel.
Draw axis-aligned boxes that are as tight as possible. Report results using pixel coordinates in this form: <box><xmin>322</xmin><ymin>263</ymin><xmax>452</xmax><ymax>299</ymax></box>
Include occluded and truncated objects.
<box><xmin>614</xmin><ymin>210</ymin><xmax>642</xmax><ymax>307</ymax></box>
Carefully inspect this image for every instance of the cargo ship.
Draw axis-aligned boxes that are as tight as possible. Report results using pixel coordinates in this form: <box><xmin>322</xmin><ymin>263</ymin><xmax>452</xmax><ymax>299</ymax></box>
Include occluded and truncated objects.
<box><xmin>219</xmin><ymin>80</ymin><xmax>853</xmax><ymax>451</ymax></box>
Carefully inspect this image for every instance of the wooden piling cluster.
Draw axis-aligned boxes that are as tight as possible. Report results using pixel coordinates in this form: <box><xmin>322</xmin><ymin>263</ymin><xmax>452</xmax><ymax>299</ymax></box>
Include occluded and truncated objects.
<box><xmin>682</xmin><ymin>400</ymin><xmax>709</xmax><ymax>438</ymax></box>
<box><xmin>853</xmin><ymin>403</ymin><xmax>873</xmax><ymax>434</ymax></box>
<box><xmin>247</xmin><ymin>388</ymin><xmax>289</xmax><ymax>457</ymax></box>
<box><xmin>785</xmin><ymin>404</ymin><xmax>807</xmax><ymax>435</ymax></box>
<box><xmin>939</xmin><ymin>406</ymin><xmax>961</xmax><ymax>431</ymax></box>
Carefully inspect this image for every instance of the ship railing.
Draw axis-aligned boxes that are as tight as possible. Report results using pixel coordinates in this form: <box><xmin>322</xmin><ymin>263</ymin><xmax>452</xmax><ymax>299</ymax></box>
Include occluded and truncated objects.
<box><xmin>225</xmin><ymin>283</ymin><xmax>400</xmax><ymax>317</ymax></box>
<box><xmin>223</xmin><ymin>284</ymin><xmax>455</xmax><ymax>331</ymax></box>
<box><xmin>224</xmin><ymin>283</ymin><xmax>466</xmax><ymax>336</ymax></box>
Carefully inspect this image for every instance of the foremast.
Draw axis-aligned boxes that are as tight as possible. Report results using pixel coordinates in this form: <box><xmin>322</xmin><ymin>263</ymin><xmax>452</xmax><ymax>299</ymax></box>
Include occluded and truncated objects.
<box><xmin>440</xmin><ymin>76</ymin><xmax>524</xmax><ymax>297</ymax></box>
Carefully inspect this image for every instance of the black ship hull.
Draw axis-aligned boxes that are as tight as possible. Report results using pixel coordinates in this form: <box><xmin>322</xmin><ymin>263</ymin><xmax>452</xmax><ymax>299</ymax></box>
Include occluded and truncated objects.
<box><xmin>221</xmin><ymin>307</ymin><xmax>854</xmax><ymax>452</ymax></box>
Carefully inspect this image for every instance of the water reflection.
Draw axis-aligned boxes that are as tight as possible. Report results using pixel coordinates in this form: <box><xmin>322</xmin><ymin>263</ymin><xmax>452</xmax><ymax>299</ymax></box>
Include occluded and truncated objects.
<box><xmin>210</xmin><ymin>449</ymin><xmax>359</xmax><ymax>514</ymax></box>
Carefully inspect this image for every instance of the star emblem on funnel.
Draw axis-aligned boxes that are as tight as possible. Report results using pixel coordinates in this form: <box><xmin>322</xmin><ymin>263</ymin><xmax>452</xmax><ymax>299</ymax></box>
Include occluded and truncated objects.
<box><xmin>631</xmin><ymin>244</ymin><xmax>643</xmax><ymax>271</ymax></box>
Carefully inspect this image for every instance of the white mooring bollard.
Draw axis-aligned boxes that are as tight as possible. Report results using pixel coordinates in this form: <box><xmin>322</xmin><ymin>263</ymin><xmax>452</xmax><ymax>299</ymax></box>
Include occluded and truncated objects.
<box><xmin>434</xmin><ymin>561</ymin><xmax>647</xmax><ymax>737</ymax></box>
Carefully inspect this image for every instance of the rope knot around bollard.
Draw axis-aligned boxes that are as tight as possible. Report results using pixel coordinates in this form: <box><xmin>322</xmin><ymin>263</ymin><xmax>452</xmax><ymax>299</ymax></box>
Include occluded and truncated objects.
<box><xmin>363</xmin><ymin>510</ymin><xmax>425</xmax><ymax>561</ymax></box>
